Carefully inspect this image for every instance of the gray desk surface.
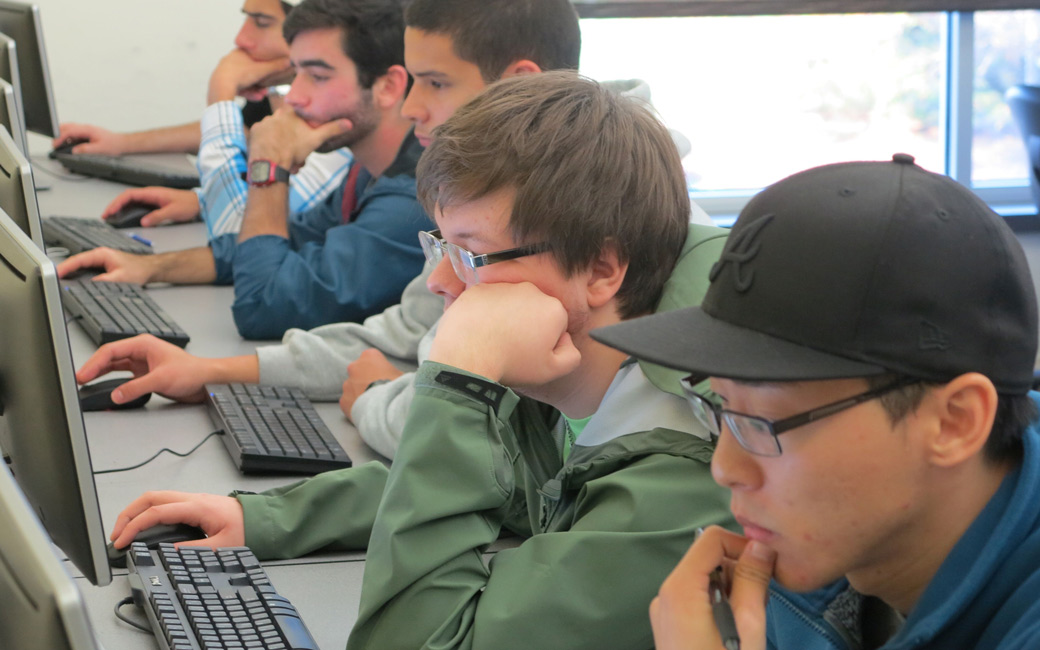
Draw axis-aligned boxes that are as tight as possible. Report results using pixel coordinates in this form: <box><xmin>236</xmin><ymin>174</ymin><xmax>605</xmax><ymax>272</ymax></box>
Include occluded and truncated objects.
<box><xmin>32</xmin><ymin>156</ymin><xmax>375</xmax><ymax>649</ymax></box>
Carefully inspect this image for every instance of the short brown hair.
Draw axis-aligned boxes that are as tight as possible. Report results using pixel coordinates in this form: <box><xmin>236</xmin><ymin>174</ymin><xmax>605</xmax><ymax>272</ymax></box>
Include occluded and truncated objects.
<box><xmin>283</xmin><ymin>0</ymin><xmax>405</xmax><ymax>89</ymax></box>
<box><xmin>417</xmin><ymin>71</ymin><xmax>690</xmax><ymax>318</ymax></box>
<box><xmin>405</xmin><ymin>0</ymin><xmax>580</xmax><ymax>83</ymax></box>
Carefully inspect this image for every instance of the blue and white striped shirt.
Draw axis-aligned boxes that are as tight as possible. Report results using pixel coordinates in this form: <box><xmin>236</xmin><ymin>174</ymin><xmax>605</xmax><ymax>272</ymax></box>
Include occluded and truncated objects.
<box><xmin>195</xmin><ymin>100</ymin><xmax>353</xmax><ymax>239</ymax></box>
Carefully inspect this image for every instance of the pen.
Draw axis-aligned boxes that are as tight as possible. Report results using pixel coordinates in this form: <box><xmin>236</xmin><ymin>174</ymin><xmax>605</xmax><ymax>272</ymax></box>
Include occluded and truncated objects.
<box><xmin>129</xmin><ymin>233</ymin><xmax>152</xmax><ymax>247</ymax></box>
<box><xmin>709</xmin><ymin>567</ymin><xmax>740</xmax><ymax>650</ymax></box>
<box><xmin>695</xmin><ymin>527</ymin><xmax>741</xmax><ymax>650</ymax></box>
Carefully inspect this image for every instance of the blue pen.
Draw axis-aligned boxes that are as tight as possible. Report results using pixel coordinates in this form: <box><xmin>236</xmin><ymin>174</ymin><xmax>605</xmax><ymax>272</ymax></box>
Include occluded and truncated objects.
<box><xmin>129</xmin><ymin>233</ymin><xmax>152</xmax><ymax>247</ymax></box>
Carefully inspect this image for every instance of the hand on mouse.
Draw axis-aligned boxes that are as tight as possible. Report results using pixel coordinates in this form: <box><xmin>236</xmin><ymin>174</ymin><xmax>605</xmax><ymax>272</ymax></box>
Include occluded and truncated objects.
<box><xmin>111</xmin><ymin>490</ymin><xmax>245</xmax><ymax>550</ymax></box>
<box><xmin>75</xmin><ymin>334</ymin><xmax>260</xmax><ymax>405</ymax></box>
<box><xmin>52</xmin><ymin>123</ymin><xmax>129</xmax><ymax>156</ymax></box>
<box><xmin>103</xmin><ymin>187</ymin><xmax>200</xmax><ymax>227</ymax></box>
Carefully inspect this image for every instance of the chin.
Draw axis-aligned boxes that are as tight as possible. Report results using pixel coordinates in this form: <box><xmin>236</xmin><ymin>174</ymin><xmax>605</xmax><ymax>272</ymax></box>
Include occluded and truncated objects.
<box><xmin>772</xmin><ymin>558</ymin><xmax>842</xmax><ymax>594</ymax></box>
<box><xmin>315</xmin><ymin>134</ymin><xmax>354</xmax><ymax>154</ymax></box>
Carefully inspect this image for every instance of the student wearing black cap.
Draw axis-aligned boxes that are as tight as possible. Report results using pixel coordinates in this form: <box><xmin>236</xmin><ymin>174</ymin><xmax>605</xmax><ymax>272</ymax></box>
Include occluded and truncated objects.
<box><xmin>594</xmin><ymin>154</ymin><xmax>1040</xmax><ymax>649</ymax></box>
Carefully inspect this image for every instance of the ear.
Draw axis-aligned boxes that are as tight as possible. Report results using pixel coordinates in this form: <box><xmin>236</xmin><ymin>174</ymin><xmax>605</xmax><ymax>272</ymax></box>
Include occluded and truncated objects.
<box><xmin>372</xmin><ymin>64</ymin><xmax>410</xmax><ymax>109</ymax></box>
<box><xmin>586</xmin><ymin>241</ymin><xmax>628</xmax><ymax>310</ymax></box>
<box><xmin>499</xmin><ymin>59</ymin><xmax>542</xmax><ymax>79</ymax></box>
<box><xmin>924</xmin><ymin>373</ymin><xmax>999</xmax><ymax>468</ymax></box>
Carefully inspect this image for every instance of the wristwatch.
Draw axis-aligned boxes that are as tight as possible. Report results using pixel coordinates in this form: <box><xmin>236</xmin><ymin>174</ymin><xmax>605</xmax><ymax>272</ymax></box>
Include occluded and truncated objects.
<box><xmin>246</xmin><ymin>159</ymin><xmax>290</xmax><ymax>186</ymax></box>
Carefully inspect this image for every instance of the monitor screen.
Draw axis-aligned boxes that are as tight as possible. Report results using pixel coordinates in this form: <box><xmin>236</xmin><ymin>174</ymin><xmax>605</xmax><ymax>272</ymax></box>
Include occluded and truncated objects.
<box><xmin>0</xmin><ymin>208</ymin><xmax>111</xmax><ymax>587</ymax></box>
<box><xmin>0</xmin><ymin>462</ymin><xmax>102</xmax><ymax>650</ymax></box>
<box><xmin>0</xmin><ymin>1</ymin><xmax>57</xmax><ymax>138</ymax></box>
<box><xmin>0</xmin><ymin>120</ymin><xmax>42</xmax><ymax>248</ymax></box>
<box><xmin>0</xmin><ymin>32</ymin><xmax>28</xmax><ymax>154</ymax></box>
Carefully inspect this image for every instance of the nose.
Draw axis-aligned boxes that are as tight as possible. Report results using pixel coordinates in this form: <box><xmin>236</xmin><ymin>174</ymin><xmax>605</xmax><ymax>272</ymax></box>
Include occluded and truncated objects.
<box><xmin>426</xmin><ymin>256</ymin><xmax>464</xmax><ymax>304</ymax></box>
<box><xmin>234</xmin><ymin>24</ymin><xmax>254</xmax><ymax>54</ymax></box>
<box><xmin>284</xmin><ymin>79</ymin><xmax>306</xmax><ymax>110</ymax></box>
<box><xmin>711</xmin><ymin>424</ymin><xmax>764</xmax><ymax>492</ymax></box>
<box><xmin>401</xmin><ymin>87</ymin><xmax>426</xmax><ymax>124</ymax></box>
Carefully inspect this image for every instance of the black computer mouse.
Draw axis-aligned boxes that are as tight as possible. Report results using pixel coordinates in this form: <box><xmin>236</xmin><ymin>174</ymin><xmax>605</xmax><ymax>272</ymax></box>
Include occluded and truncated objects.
<box><xmin>106</xmin><ymin>523</ymin><xmax>207</xmax><ymax>568</ymax></box>
<box><xmin>49</xmin><ymin>136</ymin><xmax>91</xmax><ymax>158</ymax></box>
<box><xmin>104</xmin><ymin>201</ymin><xmax>155</xmax><ymax>229</ymax></box>
<box><xmin>78</xmin><ymin>377</ymin><xmax>152</xmax><ymax>412</ymax></box>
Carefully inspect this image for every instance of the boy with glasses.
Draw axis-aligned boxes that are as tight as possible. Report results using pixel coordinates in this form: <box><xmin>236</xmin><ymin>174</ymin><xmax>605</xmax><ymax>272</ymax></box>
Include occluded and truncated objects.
<box><xmin>594</xmin><ymin>155</ymin><xmax>1040</xmax><ymax>649</ymax></box>
<box><xmin>102</xmin><ymin>72</ymin><xmax>737</xmax><ymax>649</ymax></box>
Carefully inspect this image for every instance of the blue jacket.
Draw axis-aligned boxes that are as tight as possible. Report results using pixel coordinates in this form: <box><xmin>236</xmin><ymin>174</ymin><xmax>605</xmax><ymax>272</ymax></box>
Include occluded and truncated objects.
<box><xmin>211</xmin><ymin>131</ymin><xmax>432</xmax><ymax>340</ymax></box>
<box><xmin>766</xmin><ymin>394</ymin><xmax>1040</xmax><ymax>649</ymax></box>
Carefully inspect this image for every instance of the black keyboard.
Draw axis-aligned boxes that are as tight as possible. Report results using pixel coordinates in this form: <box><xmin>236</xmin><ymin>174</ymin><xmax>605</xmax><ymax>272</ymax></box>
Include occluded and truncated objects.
<box><xmin>126</xmin><ymin>542</ymin><xmax>319</xmax><ymax>650</ymax></box>
<box><xmin>43</xmin><ymin>215</ymin><xmax>154</xmax><ymax>255</ymax></box>
<box><xmin>205</xmin><ymin>383</ymin><xmax>352</xmax><ymax>474</ymax></box>
<box><xmin>51</xmin><ymin>151</ymin><xmax>200</xmax><ymax>189</ymax></box>
<box><xmin>61</xmin><ymin>278</ymin><xmax>190</xmax><ymax>347</ymax></box>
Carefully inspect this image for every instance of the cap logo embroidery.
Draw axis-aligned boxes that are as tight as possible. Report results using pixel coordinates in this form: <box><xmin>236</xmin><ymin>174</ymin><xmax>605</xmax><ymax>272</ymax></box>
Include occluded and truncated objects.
<box><xmin>710</xmin><ymin>214</ymin><xmax>774</xmax><ymax>293</ymax></box>
<box><xmin>918</xmin><ymin>320</ymin><xmax>950</xmax><ymax>351</ymax></box>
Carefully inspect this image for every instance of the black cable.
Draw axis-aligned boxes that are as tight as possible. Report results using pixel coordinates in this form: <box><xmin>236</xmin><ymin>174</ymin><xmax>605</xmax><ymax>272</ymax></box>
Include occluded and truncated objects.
<box><xmin>94</xmin><ymin>431</ymin><xmax>222</xmax><ymax>475</ymax></box>
<box><xmin>113</xmin><ymin>596</ymin><xmax>151</xmax><ymax>633</ymax></box>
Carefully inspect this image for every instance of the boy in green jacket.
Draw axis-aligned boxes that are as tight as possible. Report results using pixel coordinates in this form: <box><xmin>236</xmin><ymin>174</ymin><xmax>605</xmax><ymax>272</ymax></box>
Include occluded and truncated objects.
<box><xmin>109</xmin><ymin>72</ymin><xmax>735</xmax><ymax>649</ymax></box>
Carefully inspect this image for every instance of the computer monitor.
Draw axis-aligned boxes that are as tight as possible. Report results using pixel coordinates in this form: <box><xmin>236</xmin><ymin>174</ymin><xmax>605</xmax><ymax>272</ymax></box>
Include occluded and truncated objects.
<box><xmin>0</xmin><ymin>208</ymin><xmax>111</xmax><ymax>587</ymax></box>
<box><xmin>0</xmin><ymin>31</ymin><xmax>28</xmax><ymax>154</ymax></box>
<box><xmin>0</xmin><ymin>77</ymin><xmax>29</xmax><ymax>155</ymax></box>
<box><xmin>0</xmin><ymin>119</ymin><xmax>42</xmax><ymax>247</ymax></box>
<box><xmin>0</xmin><ymin>462</ymin><xmax>102</xmax><ymax>650</ymax></box>
<box><xmin>0</xmin><ymin>1</ymin><xmax>57</xmax><ymax>138</ymax></box>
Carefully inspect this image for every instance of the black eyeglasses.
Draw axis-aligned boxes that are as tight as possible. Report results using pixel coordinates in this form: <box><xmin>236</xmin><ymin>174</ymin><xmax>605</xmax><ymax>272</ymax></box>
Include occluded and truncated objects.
<box><xmin>679</xmin><ymin>376</ymin><xmax>917</xmax><ymax>457</ymax></box>
<box><xmin>418</xmin><ymin>229</ymin><xmax>551</xmax><ymax>284</ymax></box>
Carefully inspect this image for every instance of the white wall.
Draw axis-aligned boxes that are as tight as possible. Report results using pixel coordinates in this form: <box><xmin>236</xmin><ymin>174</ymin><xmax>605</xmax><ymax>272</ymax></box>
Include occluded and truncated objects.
<box><xmin>30</xmin><ymin>0</ymin><xmax>242</xmax><ymax>137</ymax></box>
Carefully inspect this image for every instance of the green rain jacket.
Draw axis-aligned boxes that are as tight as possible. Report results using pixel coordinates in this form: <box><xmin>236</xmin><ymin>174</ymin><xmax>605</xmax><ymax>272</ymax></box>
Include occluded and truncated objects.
<box><xmin>237</xmin><ymin>224</ymin><xmax>735</xmax><ymax>650</ymax></box>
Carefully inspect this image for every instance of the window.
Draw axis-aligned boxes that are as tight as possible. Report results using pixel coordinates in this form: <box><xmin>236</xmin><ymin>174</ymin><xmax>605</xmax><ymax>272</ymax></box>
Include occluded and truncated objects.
<box><xmin>972</xmin><ymin>10</ymin><xmax>1040</xmax><ymax>187</ymax></box>
<box><xmin>580</xmin><ymin>10</ymin><xmax>1035</xmax><ymax>218</ymax></box>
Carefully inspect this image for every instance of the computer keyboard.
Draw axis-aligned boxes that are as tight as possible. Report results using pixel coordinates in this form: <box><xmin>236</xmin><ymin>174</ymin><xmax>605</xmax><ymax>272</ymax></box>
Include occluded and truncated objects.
<box><xmin>51</xmin><ymin>151</ymin><xmax>200</xmax><ymax>189</ymax></box>
<box><xmin>126</xmin><ymin>542</ymin><xmax>319</xmax><ymax>650</ymax></box>
<box><xmin>205</xmin><ymin>383</ymin><xmax>353</xmax><ymax>474</ymax></box>
<box><xmin>61</xmin><ymin>278</ymin><xmax>190</xmax><ymax>347</ymax></box>
<box><xmin>43</xmin><ymin>215</ymin><xmax>154</xmax><ymax>255</ymax></box>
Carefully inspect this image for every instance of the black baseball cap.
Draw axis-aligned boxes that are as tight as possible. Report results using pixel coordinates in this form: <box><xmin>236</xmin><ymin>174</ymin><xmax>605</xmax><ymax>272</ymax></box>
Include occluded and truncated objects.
<box><xmin>592</xmin><ymin>154</ymin><xmax>1039</xmax><ymax>394</ymax></box>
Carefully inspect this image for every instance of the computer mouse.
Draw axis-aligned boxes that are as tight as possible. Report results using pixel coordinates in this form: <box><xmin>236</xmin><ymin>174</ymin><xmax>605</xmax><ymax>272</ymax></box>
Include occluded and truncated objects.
<box><xmin>49</xmin><ymin>136</ymin><xmax>91</xmax><ymax>158</ymax></box>
<box><xmin>106</xmin><ymin>523</ymin><xmax>207</xmax><ymax>568</ymax></box>
<box><xmin>78</xmin><ymin>377</ymin><xmax>152</xmax><ymax>412</ymax></box>
<box><xmin>104</xmin><ymin>201</ymin><xmax>155</xmax><ymax>229</ymax></box>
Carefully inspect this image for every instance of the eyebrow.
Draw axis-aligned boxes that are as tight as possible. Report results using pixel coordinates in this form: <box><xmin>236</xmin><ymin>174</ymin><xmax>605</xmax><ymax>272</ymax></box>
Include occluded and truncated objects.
<box><xmin>444</xmin><ymin>230</ymin><xmax>497</xmax><ymax>249</ymax></box>
<box><xmin>242</xmin><ymin>10</ymin><xmax>277</xmax><ymax>21</ymax></box>
<box><xmin>409</xmin><ymin>70</ymin><xmax>448</xmax><ymax>79</ymax></box>
<box><xmin>294</xmin><ymin>58</ymin><xmax>336</xmax><ymax>71</ymax></box>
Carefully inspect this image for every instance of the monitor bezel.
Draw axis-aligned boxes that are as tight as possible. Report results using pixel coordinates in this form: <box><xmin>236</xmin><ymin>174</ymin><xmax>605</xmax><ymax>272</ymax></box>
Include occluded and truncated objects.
<box><xmin>0</xmin><ymin>206</ymin><xmax>111</xmax><ymax>587</ymax></box>
<box><xmin>0</xmin><ymin>32</ymin><xmax>28</xmax><ymax>154</ymax></box>
<box><xmin>0</xmin><ymin>462</ymin><xmax>102</xmax><ymax>650</ymax></box>
<box><xmin>0</xmin><ymin>121</ymin><xmax>42</xmax><ymax>248</ymax></box>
